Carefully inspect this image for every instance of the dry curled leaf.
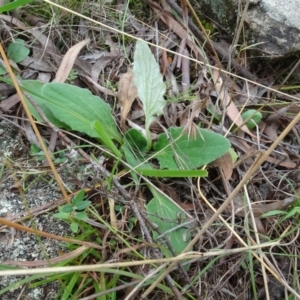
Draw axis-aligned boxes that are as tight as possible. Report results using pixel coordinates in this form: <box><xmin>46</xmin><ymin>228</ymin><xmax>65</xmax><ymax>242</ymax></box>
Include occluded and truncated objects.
<box><xmin>212</xmin><ymin>70</ymin><xmax>252</xmax><ymax>136</ymax></box>
<box><xmin>117</xmin><ymin>68</ymin><xmax>138</xmax><ymax>130</ymax></box>
<box><xmin>211</xmin><ymin>151</ymin><xmax>233</xmax><ymax>181</ymax></box>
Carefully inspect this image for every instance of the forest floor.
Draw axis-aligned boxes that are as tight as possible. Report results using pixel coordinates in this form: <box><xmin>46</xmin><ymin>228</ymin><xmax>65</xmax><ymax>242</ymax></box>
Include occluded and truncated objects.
<box><xmin>0</xmin><ymin>1</ymin><xmax>300</xmax><ymax>299</ymax></box>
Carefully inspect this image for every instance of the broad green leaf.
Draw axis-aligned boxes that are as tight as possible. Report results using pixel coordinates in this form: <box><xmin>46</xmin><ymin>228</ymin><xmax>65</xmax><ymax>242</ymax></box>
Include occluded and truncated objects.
<box><xmin>20</xmin><ymin>80</ymin><xmax>67</xmax><ymax>126</ymax></box>
<box><xmin>61</xmin><ymin>204</ymin><xmax>73</xmax><ymax>213</ymax></box>
<box><xmin>18</xmin><ymin>80</ymin><xmax>121</xmax><ymax>143</ymax></box>
<box><xmin>7</xmin><ymin>39</ymin><xmax>30</xmax><ymax>63</ymax></box>
<box><xmin>137</xmin><ymin>169</ymin><xmax>207</xmax><ymax>177</ymax></box>
<box><xmin>146</xmin><ymin>187</ymin><xmax>191</xmax><ymax>257</ymax></box>
<box><xmin>124</xmin><ymin>129</ymin><xmax>147</xmax><ymax>153</ymax></box>
<box><xmin>72</xmin><ymin>190</ymin><xmax>86</xmax><ymax>205</ymax></box>
<box><xmin>92</xmin><ymin>120</ymin><xmax>122</xmax><ymax>158</ymax></box>
<box><xmin>0</xmin><ymin>0</ymin><xmax>33</xmax><ymax>13</ymax></box>
<box><xmin>0</xmin><ymin>78</ymin><xmax>45</xmax><ymax>122</ymax></box>
<box><xmin>228</xmin><ymin>148</ymin><xmax>238</xmax><ymax>164</ymax></box>
<box><xmin>241</xmin><ymin>109</ymin><xmax>262</xmax><ymax>129</ymax></box>
<box><xmin>153</xmin><ymin>127</ymin><xmax>230</xmax><ymax>170</ymax></box>
<box><xmin>75</xmin><ymin>211</ymin><xmax>88</xmax><ymax>221</ymax></box>
<box><xmin>133</xmin><ymin>40</ymin><xmax>166</xmax><ymax>144</ymax></box>
<box><xmin>70</xmin><ymin>222</ymin><xmax>79</xmax><ymax>233</ymax></box>
<box><xmin>0</xmin><ymin>65</ymin><xmax>7</xmax><ymax>75</ymax></box>
<box><xmin>53</xmin><ymin>211</ymin><xmax>70</xmax><ymax>220</ymax></box>
<box><xmin>76</xmin><ymin>201</ymin><xmax>91</xmax><ymax>211</ymax></box>
<box><xmin>41</xmin><ymin>83</ymin><xmax>122</xmax><ymax>142</ymax></box>
<box><xmin>121</xmin><ymin>143</ymin><xmax>153</xmax><ymax>183</ymax></box>
<box><xmin>122</xmin><ymin>146</ymin><xmax>153</xmax><ymax>170</ymax></box>
<box><xmin>121</xmin><ymin>144</ymin><xmax>139</xmax><ymax>183</ymax></box>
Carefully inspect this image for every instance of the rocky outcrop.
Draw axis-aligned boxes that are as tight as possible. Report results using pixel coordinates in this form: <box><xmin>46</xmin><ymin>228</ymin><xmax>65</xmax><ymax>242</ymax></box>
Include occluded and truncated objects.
<box><xmin>193</xmin><ymin>0</ymin><xmax>300</xmax><ymax>57</ymax></box>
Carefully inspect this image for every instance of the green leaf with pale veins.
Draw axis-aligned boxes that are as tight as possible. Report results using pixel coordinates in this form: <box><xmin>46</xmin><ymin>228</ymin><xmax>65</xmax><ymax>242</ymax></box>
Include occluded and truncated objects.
<box><xmin>18</xmin><ymin>80</ymin><xmax>122</xmax><ymax>144</ymax></box>
<box><xmin>146</xmin><ymin>187</ymin><xmax>192</xmax><ymax>258</ymax></box>
<box><xmin>153</xmin><ymin>127</ymin><xmax>230</xmax><ymax>170</ymax></box>
<box><xmin>133</xmin><ymin>40</ymin><xmax>166</xmax><ymax>146</ymax></box>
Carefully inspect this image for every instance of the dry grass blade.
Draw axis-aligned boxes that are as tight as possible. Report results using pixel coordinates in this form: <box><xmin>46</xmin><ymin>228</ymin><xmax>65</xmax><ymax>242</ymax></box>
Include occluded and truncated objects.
<box><xmin>1</xmin><ymin>246</ymin><xmax>88</xmax><ymax>267</ymax></box>
<box><xmin>0</xmin><ymin>217</ymin><xmax>104</xmax><ymax>249</ymax></box>
<box><xmin>212</xmin><ymin>69</ymin><xmax>252</xmax><ymax>135</ymax></box>
<box><xmin>0</xmin><ymin>243</ymin><xmax>280</xmax><ymax>276</ymax></box>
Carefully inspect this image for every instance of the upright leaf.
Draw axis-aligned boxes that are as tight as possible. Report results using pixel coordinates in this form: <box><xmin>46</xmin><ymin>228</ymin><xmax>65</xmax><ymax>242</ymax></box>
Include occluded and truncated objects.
<box><xmin>133</xmin><ymin>40</ymin><xmax>166</xmax><ymax>147</ymax></box>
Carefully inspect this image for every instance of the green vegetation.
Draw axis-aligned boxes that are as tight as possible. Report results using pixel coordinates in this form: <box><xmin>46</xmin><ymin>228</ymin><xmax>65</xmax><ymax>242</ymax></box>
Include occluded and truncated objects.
<box><xmin>0</xmin><ymin>0</ymin><xmax>300</xmax><ymax>299</ymax></box>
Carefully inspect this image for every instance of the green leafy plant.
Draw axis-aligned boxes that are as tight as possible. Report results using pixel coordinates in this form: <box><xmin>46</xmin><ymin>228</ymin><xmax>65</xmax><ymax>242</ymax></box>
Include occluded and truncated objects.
<box><xmin>241</xmin><ymin>109</ymin><xmax>262</xmax><ymax>130</ymax></box>
<box><xmin>0</xmin><ymin>39</ymin><xmax>230</xmax><ymax>262</ymax></box>
<box><xmin>7</xmin><ymin>38</ymin><xmax>30</xmax><ymax>63</ymax></box>
<box><xmin>132</xmin><ymin>40</ymin><xmax>166</xmax><ymax>150</ymax></box>
<box><xmin>0</xmin><ymin>39</ymin><xmax>30</xmax><ymax>75</ymax></box>
<box><xmin>0</xmin><ymin>0</ymin><xmax>33</xmax><ymax>13</ymax></box>
<box><xmin>262</xmin><ymin>198</ymin><xmax>300</xmax><ymax>223</ymax></box>
<box><xmin>54</xmin><ymin>190</ymin><xmax>91</xmax><ymax>233</ymax></box>
<box><xmin>67</xmin><ymin>69</ymin><xmax>78</xmax><ymax>84</ymax></box>
<box><xmin>146</xmin><ymin>187</ymin><xmax>193</xmax><ymax>257</ymax></box>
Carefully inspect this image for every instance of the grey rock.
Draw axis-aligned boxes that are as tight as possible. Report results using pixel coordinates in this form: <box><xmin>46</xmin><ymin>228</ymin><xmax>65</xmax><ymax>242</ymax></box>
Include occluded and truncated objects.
<box><xmin>193</xmin><ymin>0</ymin><xmax>300</xmax><ymax>57</ymax></box>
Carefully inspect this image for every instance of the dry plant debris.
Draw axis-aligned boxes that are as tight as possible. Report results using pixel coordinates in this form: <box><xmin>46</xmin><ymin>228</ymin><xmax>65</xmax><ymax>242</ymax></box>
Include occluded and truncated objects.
<box><xmin>0</xmin><ymin>0</ymin><xmax>300</xmax><ymax>299</ymax></box>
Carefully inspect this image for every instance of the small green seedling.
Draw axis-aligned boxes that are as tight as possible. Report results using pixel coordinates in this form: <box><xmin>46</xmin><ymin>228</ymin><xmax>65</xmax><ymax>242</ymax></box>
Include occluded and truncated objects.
<box><xmin>0</xmin><ymin>38</ymin><xmax>30</xmax><ymax>75</ymax></box>
<box><xmin>241</xmin><ymin>109</ymin><xmax>262</xmax><ymax>130</ymax></box>
<box><xmin>54</xmin><ymin>190</ymin><xmax>91</xmax><ymax>233</ymax></box>
<box><xmin>67</xmin><ymin>69</ymin><xmax>78</xmax><ymax>84</ymax></box>
<box><xmin>262</xmin><ymin>198</ymin><xmax>300</xmax><ymax>223</ymax></box>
